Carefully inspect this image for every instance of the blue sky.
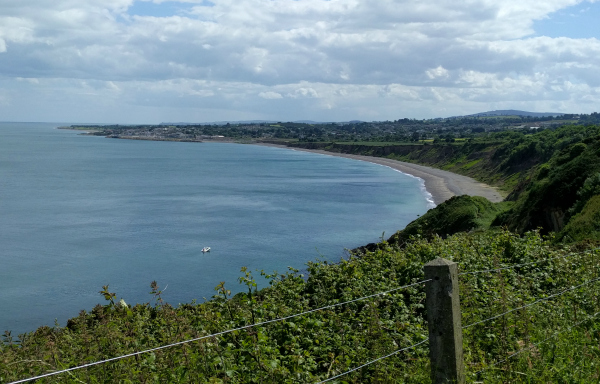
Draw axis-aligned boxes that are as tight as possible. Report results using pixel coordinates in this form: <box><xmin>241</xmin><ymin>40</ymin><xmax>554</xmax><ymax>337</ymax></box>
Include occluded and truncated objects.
<box><xmin>127</xmin><ymin>1</ymin><xmax>196</xmax><ymax>18</ymax></box>
<box><xmin>534</xmin><ymin>2</ymin><xmax>600</xmax><ymax>39</ymax></box>
<box><xmin>0</xmin><ymin>0</ymin><xmax>599</xmax><ymax>124</ymax></box>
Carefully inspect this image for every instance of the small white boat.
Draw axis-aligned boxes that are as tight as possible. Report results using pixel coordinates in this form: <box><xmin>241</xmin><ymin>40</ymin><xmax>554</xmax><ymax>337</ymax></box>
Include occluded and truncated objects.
<box><xmin>201</xmin><ymin>247</ymin><xmax>211</xmax><ymax>253</ymax></box>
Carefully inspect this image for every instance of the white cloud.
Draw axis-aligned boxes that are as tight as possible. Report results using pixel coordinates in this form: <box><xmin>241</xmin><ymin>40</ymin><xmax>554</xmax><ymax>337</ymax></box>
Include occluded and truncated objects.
<box><xmin>106</xmin><ymin>81</ymin><xmax>121</xmax><ymax>91</ymax></box>
<box><xmin>288</xmin><ymin>87</ymin><xmax>319</xmax><ymax>98</ymax></box>
<box><xmin>16</xmin><ymin>77</ymin><xmax>40</xmax><ymax>84</ymax></box>
<box><xmin>0</xmin><ymin>0</ymin><xmax>599</xmax><ymax>122</ymax></box>
<box><xmin>426</xmin><ymin>66</ymin><xmax>450</xmax><ymax>80</ymax></box>
<box><xmin>258</xmin><ymin>91</ymin><xmax>283</xmax><ymax>99</ymax></box>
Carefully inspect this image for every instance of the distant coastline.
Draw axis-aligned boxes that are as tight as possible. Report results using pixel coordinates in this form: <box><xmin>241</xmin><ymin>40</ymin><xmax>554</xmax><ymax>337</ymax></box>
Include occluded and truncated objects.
<box><xmin>57</xmin><ymin>126</ymin><xmax>245</xmax><ymax>143</ymax></box>
<box><xmin>254</xmin><ymin>143</ymin><xmax>504</xmax><ymax>205</ymax></box>
<box><xmin>60</xmin><ymin>125</ymin><xmax>504</xmax><ymax>205</ymax></box>
<box><xmin>108</xmin><ymin>136</ymin><xmax>204</xmax><ymax>143</ymax></box>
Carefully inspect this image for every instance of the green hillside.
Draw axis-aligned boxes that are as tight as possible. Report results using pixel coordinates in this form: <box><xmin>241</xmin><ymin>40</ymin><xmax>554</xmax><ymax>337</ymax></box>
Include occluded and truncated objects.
<box><xmin>389</xmin><ymin>195</ymin><xmax>509</xmax><ymax>242</ymax></box>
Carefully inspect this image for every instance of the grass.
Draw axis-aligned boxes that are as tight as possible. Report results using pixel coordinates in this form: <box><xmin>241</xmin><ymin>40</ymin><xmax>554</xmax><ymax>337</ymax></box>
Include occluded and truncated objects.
<box><xmin>461</xmin><ymin>159</ymin><xmax>482</xmax><ymax>169</ymax></box>
<box><xmin>385</xmin><ymin>196</ymin><xmax>512</xmax><ymax>247</ymax></box>
<box><xmin>560</xmin><ymin>195</ymin><xmax>600</xmax><ymax>242</ymax></box>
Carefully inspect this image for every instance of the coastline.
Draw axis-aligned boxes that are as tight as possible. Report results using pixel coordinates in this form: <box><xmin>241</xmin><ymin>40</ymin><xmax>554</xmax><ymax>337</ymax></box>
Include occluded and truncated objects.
<box><xmin>62</xmin><ymin>128</ymin><xmax>504</xmax><ymax>205</ymax></box>
<box><xmin>255</xmin><ymin>143</ymin><xmax>505</xmax><ymax>205</ymax></box>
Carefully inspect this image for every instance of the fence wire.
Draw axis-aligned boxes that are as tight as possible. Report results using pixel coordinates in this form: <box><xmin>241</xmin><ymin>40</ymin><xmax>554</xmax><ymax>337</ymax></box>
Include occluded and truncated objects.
<box><xmin>459</xmin><ymin>246</ymin><xmax>600</xmax><ymax>276</ymax></box>
<box><xmin>316</xmin><ymin>338</ymin><xmax>429</xmax><ymax>383</ymax></box>
<box><xmin>463</xmin><ymin>276</ymin><xmax>600</xmax><ymax>330</ymax></box>
<box><xmin>475</xmin><ymin>310</ymin><xmax>600</xmax><ymax>376</ymax></box>
<box><xmin>10</xmin><ymin>246</ymin><xmax>600</xmax><ymax>383</ymax></box>
<box><xmin>7</xmin><ymin>279</ymin><xmax>431</xmax><ymax>384</ymax></box>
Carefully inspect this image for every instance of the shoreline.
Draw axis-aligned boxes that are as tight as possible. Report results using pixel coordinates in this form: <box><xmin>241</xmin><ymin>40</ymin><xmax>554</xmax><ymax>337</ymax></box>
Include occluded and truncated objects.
<box><xmin>64</xmin><ymin>129</ymin><xmax>504</xmax><ymax>205</ymax></box>
<box><xmin>255</xmin><ymin>143</ymin><xmax>505</xmax><ymax>205</ymax></box>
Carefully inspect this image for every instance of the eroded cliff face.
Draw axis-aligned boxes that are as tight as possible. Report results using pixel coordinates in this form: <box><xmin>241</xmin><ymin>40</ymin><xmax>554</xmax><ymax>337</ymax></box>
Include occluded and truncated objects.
<box><xmin>288</xmin><ymin>142</ymin><xmax>461</xmax><ymax>162</ymax></box>
<box><xmin>545</xmin><ymin>207</ymin><xmax>566</xmax><ymax>232</ymax></box>
<box><xmin>498</xmin><ymin>200</ymin><xmax>569</xmax><ymax>235</ymax></box>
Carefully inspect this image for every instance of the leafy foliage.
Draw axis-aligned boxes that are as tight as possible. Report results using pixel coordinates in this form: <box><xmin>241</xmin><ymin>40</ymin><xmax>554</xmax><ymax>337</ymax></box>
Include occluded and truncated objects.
<box><xmin>494</xmin><ymin>132</ymin><xmax>600</xmax><ymax>234</ymax></box>
<box><xmin>2</xmin><ymin>231</ymin><xmax>600</xmax><ymax>383</ymax></box>
<box><xmin>559</xmin><ymin>195</ymin><xmax>600</xmax><ymax>243</ymax></box>
<box><xmin>569</xmin><ymin>173</ymin><xmax>600</xmax><ymax>218</ymax></box>
<box><xmin>385</xmin><ymin>195</ymin><xmax>510</xmax><ymax>246</ymax></box>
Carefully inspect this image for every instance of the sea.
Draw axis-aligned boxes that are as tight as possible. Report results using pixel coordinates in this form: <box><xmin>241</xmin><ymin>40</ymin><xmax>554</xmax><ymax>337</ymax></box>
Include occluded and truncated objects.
<box><xmin>0</xmin><ymin>122</ymin><xmax>433</xmax><ymax>335</ymax></box>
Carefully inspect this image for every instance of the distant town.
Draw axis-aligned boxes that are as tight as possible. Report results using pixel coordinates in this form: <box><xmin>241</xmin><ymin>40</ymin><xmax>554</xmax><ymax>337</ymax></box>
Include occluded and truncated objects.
<box><xmin>61</xmin><ymin>110</ymin><xmax>599</xmax><ymax>144</ymax></box>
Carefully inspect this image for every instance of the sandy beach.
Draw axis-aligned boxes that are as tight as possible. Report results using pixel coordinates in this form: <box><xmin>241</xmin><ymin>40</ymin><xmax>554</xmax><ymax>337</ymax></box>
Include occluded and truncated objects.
<box><xmin>257</xmin><ymin>143</ymin><xmax>505</xmax><ymax>205</ymax></box>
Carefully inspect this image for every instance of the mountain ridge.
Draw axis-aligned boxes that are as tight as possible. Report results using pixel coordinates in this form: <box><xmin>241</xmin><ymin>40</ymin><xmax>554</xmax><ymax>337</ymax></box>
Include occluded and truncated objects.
<box><xmin>460</xmin><ymin>109</ymin><xmax>565</xmax><ymax>118</ymax></box>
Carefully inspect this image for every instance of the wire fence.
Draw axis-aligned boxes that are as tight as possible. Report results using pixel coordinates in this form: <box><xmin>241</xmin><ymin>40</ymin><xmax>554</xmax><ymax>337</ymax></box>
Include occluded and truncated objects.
<box><xmin>459</xmin><ymin>246</ymin><xmax>600</xmax><ymax>276</ymax></box>
<box><xmin>460</xmin><ymin>246</ymin><xmax>600</xmax><ymax>381</ymax></box>
<box><xmin>316</xmin><ymin>338</ymin><xmax>430</xmax><ymax>384</ymax></box>
<box><xmin>474</xmin><ymin>310</ymin><xmax>600</xmax><ymax>376</ymax></box>
<box><xmin>7</xmin><ymin>279</ymin><xmax>431</xmax><ymax>384</ymax></box>
<box><xmin>462</xmin><ymin>276</ymin><xmax>600</xmax><ymax>329</ymax></box>
<box><xmin>7</xmin><ymin>245</ymin><xmax>600</xmax><ymax>383</ymax></box>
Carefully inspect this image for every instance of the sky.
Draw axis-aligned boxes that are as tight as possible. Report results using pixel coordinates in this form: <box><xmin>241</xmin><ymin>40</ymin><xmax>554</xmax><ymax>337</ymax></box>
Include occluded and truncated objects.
<box><xmin>0</xmin><ymin>0</ymin><xmax>599</xmax><ymax>124</ymax></box>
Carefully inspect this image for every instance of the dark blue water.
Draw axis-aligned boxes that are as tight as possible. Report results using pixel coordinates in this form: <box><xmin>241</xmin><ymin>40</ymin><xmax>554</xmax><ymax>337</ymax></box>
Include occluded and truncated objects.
<box><xmin>0</xmin><ymin>123</ymin><xmax>432</xmax><ymax>334</ymax></box>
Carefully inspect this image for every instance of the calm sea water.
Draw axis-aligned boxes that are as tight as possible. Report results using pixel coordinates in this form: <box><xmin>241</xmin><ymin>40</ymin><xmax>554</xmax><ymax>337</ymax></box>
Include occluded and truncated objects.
<box><xmin>0</xmin><ymin>122</ymin><xmax>432</xmax><ymax>334</ymax></box>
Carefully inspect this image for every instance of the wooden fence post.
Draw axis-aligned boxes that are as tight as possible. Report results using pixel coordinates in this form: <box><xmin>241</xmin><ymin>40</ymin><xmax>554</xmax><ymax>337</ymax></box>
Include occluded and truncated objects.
<box><xmin>424</xmin><ymin>257</ymin><xmax>465</xmax><ymax>384</ymax></box>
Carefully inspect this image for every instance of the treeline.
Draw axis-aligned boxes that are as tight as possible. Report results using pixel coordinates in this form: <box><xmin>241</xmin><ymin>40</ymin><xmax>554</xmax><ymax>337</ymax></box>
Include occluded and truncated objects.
<box><xmin>69</xmin><ymin>112</ymin><xmax>600</xmax><ymax>144</ymax></box>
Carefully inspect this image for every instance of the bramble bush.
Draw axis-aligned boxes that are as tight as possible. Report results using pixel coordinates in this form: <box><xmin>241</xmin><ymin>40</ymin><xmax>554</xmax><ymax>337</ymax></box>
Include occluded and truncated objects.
<box><xmin>2</xmin><ymin>230</ymin><xmax>600</xmax><ymax>383</ymax></box>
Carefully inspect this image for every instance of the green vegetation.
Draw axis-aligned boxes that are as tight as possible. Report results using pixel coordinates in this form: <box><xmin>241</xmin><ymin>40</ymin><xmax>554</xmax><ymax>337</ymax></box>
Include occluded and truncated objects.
<box><xmin>2</xmin><ymin>231</ymin><xmax>599</xmax><ymax>383</ymax></box>
<box><xmin>386</xmin><ymin>196</ymin><xmax>512</xmax><ymax>246</ymax></box>
<box><xmin>7</xmin><ymin>120</ymin><xmax>600</xmax><ymax>382</ymax></box>
<box><xmin>493</xmin><ymin>128</ymin><xmax>600</xmax><ymax>234</ymax></box>
<box><xmin>560</xmin><ymin>195</ymin><xmax>600</xmax><ymax>242</ymax></box>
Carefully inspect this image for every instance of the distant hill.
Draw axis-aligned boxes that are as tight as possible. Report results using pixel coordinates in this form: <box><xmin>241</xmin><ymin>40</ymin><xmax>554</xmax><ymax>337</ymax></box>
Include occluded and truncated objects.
<box><xmin>461</xmin><ymin>110</ymin><xmax>565</xmax><ymax>118</ymax></box>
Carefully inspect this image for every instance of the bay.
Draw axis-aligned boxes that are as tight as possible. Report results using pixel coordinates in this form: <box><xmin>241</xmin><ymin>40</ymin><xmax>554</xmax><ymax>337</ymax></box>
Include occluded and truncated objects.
<box><xmin>0</xmin><ymin>122</ymin><xmax>432</xmax><ymax>334</ymax></box>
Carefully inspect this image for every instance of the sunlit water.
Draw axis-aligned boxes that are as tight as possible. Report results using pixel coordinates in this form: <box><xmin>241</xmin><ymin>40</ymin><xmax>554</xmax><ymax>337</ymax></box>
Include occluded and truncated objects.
<box><xmin>0</xmin><ymin>123</ymin><xmax>432</xmax><ymax>334</ymax></box>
